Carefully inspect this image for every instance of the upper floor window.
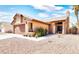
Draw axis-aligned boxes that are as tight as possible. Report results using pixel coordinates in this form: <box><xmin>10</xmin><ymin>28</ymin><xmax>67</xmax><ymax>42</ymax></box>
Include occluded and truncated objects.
<box><xmin>21</xmin><ymin>15</ymin><xmax>23</xmax><ymax>23</ymax></box>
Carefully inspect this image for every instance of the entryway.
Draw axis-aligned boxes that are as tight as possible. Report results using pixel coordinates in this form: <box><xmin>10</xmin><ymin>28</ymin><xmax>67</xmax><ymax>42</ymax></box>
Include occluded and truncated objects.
<box><xmin>56</xmin><ymin>26</ymin><xmax>62</xmax><ymax>34</ymax></box>
<box><xmin>56</xmin><ymin>22</ymin><xmax>63</xmax><ymax>34</ymax></box>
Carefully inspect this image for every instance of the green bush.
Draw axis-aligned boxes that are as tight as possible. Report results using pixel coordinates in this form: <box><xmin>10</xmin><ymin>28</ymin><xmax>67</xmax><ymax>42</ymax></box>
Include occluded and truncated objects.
<box><xmin>71</xmin><ymin>24</ymin><xmax>77</xmax><ymax>34</ymax></box>
<box><xmin>35</xmin><ymin>28</ymin><xmax>47</xmax><ymax>37</ymax></box>
<box><xmin>72</xmin><ymin>26</ymin><xmax>77</xmax><ymax>34</ymax></box>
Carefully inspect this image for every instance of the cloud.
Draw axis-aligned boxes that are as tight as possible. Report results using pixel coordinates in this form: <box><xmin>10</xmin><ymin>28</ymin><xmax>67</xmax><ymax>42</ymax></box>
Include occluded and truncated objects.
<box><xmin>43</xmin><ymin>5</ymin><xmax>64</xmax><ymax>11</ymax></box>
<box><xmin>52</xmin><ymin>14</ymin><xmax>63</xmax><ymax>17</ymax></box>
<box><xmin>51</xmin><ymin>14</ymin><xmax>65</xmax><ymax>18</ymax></box>
<box><xmin>0</xmin><ymin>11</ymin><xmax>13</xmax><ymax>22</ymax></box>
<box><xmin>32</xmin><ymin>5</ymin><xmax>64</xmax><ymax>12</ymax></box>
<box><xmin>62</xmin><ymin>9</ymin><xmax>74</xmax><ymax>14</ymax></box>
<box><xmin>67</xmin><ymin>9</ymin><xmax>74</xmax><ymax>13</ymax></box>
<box><xmin>37</xmin><ymin>13</ymin><xmax>50</xmax><ymax>18</ymax></box>
<box><xmin>32</xmin><ymin>5</ymin><xmax>50</xmax><ymax>11</ymax></box>
<box><xmin>0</xmin><ymin>12</ymin><xmax>9</xmax><ymax>16</ymax></box>
<box><xmin>10</xmin><ymin>8</ymin><xmax>15</xmax><ymax>10</ymax></box>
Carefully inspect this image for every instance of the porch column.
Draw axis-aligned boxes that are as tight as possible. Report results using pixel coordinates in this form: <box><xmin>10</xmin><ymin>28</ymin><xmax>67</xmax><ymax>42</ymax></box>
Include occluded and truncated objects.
<box><xmin>62</xmin><ymin>22</ymin><xmax>66</xmax><ymax>34</ymax></box>
<box><xmin>52</xmin><ymin>23</ymin><xmax>56</xmax><ymax>34</ymax></box>
<box><xmin>77</xmin><ymin>22</ymin><xmax>79</xmax><ymax>34</ymax></box>
<box><xmin>77</xmin><ymin>28</ymin><xmax>79</xmax><ymax>34</ymax></box>
<box><xmin>25</xmin><ymin>21</ymin><xmax>29</xmax><ymax>33</ymax></box>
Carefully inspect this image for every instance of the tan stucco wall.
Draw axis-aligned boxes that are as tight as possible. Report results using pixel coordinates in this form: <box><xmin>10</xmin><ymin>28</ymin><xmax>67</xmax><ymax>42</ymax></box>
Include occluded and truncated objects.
<box><xmin>62</xmin><ymin>18</ymin><xmax>69</xmax><ymax>34</ymax></box>
<box><xmin>31</xmin><ymin>21</ymin><xmax>49</xmax><ymax>32</ymax></box>
<box><xmin>51</xmin><ymin>23</ymin><xmax>56</xmax><ymax>34</ymax></box>
<box><xmin>14</xmin><ymin>15</ymin><xmax>21</xmax><ymax>25</ymax></box>
<box><xmin>25</xmin><ymin>23</ymin><xmax>29</xmax><ymax>34</ymax></box>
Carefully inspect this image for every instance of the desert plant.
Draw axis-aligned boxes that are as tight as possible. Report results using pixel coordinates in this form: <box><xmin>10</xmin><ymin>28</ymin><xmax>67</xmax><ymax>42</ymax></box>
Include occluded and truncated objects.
<box><xmin>5</xmin><ymin>30</ymin><xmax>13</xmax><ymax>33</ymax></box>
<box><xmin>73</xmin><ymin>5</ymin><xmax>79</xmax><ymax>21</ymax></box>
<box><xmin>73</xmin><ymin>5</ymin><xmax>79</xmax><ymax>33</ymax></box>
<box><xmin>35</xmin><ymin>28</ymin><xmax>47</xmax><ymax>37</ymax></box>
<box><xmin>71</xmin><ymin>24</ymin><xmax>77</xmax><ymax>34</ymax></box>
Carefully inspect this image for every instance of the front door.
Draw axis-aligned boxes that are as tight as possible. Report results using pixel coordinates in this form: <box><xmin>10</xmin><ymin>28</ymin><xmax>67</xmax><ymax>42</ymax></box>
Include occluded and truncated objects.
<box><xmin>56</xmin><ymin>26</ymin><xmax>62</xmax><ymax>34</ymax></box>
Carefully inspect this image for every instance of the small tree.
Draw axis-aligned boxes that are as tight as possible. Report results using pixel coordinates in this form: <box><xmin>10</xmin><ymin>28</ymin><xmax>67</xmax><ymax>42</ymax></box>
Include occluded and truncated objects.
<box><xmin>73</xmin><ymin>5</ymin><xmax>79</xmax><ymax>33</ymax></box>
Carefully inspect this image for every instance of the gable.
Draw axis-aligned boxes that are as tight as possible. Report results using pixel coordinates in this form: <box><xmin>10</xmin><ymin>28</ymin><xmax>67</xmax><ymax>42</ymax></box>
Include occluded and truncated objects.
<box><xmin>11</xmin><ymin>14</ymin><xmax>25</xmax><ymax>25</ymax></box>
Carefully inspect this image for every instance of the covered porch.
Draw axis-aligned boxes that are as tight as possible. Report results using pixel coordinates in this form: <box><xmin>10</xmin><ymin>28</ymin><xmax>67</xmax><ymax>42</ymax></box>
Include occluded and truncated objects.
<box><xmin>49</xmin><ymin>20</ymin><xmax>67</xmax><ymax>34</ymax></box>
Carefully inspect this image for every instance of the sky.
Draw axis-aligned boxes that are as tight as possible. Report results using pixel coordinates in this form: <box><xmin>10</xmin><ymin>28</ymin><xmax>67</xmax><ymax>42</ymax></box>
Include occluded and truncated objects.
<box><xmin>0</xmin><ymin>5</ymin><xmax>77</xmax><ymax>26</ymax></box>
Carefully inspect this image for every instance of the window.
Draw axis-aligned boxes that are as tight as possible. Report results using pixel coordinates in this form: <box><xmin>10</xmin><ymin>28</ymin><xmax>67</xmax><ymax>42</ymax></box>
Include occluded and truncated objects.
<box><xmin>21</xmin><ymin>15</ymin><xmax>23</xmax><ymax>22</ymax></box>
<box><xmin>29</xmin><ymin>23</ymin><xmax>33</xmax><ymax>32</ymax></box>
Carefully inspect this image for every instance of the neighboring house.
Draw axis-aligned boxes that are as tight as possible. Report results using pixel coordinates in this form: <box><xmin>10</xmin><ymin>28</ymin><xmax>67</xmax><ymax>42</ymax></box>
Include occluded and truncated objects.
<box><xmin>0</xmin><ymin>28</ymin><xmax>4</xmax><ymax>32</ymax></box>
<box><xmin>11</xmin><ymin>11</ymin><xmax>70</xmax><ymax>35</ymax></box>
<box><xmin>0</xmin><ymin>22</ymin><xmax>13</xmax><ymax>33</ymax></box>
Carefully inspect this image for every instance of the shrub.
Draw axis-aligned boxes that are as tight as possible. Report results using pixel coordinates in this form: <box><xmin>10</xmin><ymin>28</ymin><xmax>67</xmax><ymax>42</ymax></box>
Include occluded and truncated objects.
<box><xmin>71</xmin><ymin>25</ymin><xmax>77</xmax><ymax>34</ymax></box>
<box><xmin>35</xmin><ymin>28</ymin><xmax>47</xmax><ymax>37</ymax></box>
<box><xmin>72</xmin><ymin>26</ymin><xmax>77</xmax><ymax>34</ymax></box>
<box><xmin>5</xmin><ymin>30</ymin><xmax>13</xmax><ymax>33</ymax></box>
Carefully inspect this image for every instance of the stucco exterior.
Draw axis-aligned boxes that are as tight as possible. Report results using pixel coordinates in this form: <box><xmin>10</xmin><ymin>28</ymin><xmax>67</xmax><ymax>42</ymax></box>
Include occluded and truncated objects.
<box><xmin>11</xmin><ymin>14</ymin><xmax>49</xmax><ymax>35</ymax></box>
<box><xmin>11</xmin><ymin>13</ymin><xmax>69</xmax><ymax>36</ymax></box>
<box><xmin>30</xmin><ymin>20</ymin><xmax>49</xmax><ymax>32</ymax></box>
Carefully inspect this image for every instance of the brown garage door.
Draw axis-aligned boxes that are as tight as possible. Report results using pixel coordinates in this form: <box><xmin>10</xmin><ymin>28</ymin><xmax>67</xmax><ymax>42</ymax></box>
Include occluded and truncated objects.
<box><xmin>15</xmin><ymin>24</ymin><xmax>25</xmax><ymax>34</ymax></box>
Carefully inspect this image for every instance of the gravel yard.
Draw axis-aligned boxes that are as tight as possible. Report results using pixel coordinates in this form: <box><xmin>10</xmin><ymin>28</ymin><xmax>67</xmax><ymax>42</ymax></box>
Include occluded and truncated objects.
<box><xmin>0</xmin><ymin>34</ymin><xmax>79</xmax><ymax>54</ymax></box>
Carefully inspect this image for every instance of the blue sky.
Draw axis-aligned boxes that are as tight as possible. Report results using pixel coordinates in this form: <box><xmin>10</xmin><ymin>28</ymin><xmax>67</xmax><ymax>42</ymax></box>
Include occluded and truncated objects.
<box><xmin>0</xmin><ymin>5</ymin><xmax>77</xmax><ymax>26</ymax></box>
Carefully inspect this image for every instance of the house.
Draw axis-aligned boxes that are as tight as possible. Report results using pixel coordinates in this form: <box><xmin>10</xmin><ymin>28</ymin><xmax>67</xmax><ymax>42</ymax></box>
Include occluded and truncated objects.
<box><xmin>11</xmin><ymin>11</ymin><xmax>70</xmax><ymax>36</ymax></box>
<box><xmin>0</xmin><ymin>22</ymin><xmax>13</xmax><ymax>33</ymax></box>
<box><xmin>11</xmin><ymin>14</ymin><xmax>49</xmax><ymax>36</ymax></box>
<box><xmin>0</xmin><ymin>28</ymin><xmax>4</xmax><ymax>32</ymax></box>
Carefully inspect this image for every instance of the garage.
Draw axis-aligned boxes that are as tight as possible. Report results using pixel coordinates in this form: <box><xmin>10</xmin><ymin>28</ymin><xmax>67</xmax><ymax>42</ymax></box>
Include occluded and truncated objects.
<box><xmin>14</xmin><ymin>24</ymin><xmax>25</xmax><ymax>34</ymax></box>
